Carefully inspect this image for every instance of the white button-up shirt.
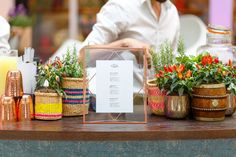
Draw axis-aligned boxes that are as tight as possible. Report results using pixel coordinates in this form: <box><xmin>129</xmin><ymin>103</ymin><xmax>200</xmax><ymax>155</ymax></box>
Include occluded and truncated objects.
<box><xmin>82</xmin><ymin>0</ymin><xmax>180</xmax><ymax>93</ymax></box>
<box><xmin>0</xmin><ymin>16</ymin><xmax>10</xmax><ymax>50</ymax></box>
<box><xmin>83</xmin><ymin>0</ymin><xmax>180</xmax><ymax>50</ymax></box>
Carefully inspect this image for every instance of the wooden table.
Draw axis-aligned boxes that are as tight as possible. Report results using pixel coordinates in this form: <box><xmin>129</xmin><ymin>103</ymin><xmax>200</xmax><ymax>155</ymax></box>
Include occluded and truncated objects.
<box><xmin>0</xmin><ymin>112</ymin><xmax>236</xmax><ymax>141</ymax></box>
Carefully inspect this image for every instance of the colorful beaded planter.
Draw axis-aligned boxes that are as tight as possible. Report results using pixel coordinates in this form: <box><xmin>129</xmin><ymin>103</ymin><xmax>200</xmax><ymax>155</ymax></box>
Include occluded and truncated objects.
<box><xmin>62</xmin><ymin>77</ymin><xmax>90</xmax><ymax>116</ymax></box>
<box><xmin>147</xmin><ymin>79</ymin><xmax>165</xmax><ymax>116</ymax></box>
<box><xmin>34</xmin><ymin>92</ymin><xmax>62</xmax><ymax>120</ymax></box>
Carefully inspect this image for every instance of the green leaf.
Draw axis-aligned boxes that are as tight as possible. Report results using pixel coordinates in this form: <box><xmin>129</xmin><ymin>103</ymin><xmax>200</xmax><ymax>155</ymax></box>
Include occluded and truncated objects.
<box><xmin>178</xmin><ymin>88</ymin><xmax>184</xmax><ymax>96</ymax></box>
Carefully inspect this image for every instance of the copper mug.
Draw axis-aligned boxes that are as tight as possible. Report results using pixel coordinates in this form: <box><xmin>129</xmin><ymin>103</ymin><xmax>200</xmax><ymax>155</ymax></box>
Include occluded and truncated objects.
<box><xmin>0</xmin><ymin>96</ymin><xmax>16</xmax><ymax>122</ymax></box>
<box><xmin>18</xmin><ymin>95</ymin><xmax>33</xmax><ymax>121</ymax></box>
<box><xmin>5</xmin><ymin>70</ymin><xmax>23</xmax><ymax>97</ymax></box>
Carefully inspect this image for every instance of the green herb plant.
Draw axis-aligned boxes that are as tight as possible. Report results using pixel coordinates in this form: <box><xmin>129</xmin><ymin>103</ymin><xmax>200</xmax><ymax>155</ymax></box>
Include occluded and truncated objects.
<box><xmin>150</xmin><ymin>40</ymin><xmax>175</xmax><ymax>73</ymax></box>
<box><xmin>61</xmin><ymin>46</ymin><xmax>83</xmax><ymax>78</ymax></box>
<box><xmin>151</xmin><ymin>39</ymin><xmax>195</xmax><ymax>96</ymax></box>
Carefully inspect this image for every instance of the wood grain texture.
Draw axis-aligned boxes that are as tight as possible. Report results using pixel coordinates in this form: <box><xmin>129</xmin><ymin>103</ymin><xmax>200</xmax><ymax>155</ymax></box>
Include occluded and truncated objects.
<box><xmin>0</xmin><ymin>110</ymin><xmax>236</xmax><ymax>141</ymax></box>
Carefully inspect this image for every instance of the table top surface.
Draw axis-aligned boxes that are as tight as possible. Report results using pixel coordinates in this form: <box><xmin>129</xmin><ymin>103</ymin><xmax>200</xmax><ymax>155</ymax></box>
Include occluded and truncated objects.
<box><xmin>1</xmin><ymin>110</ymin><xmax>236</xmax><ymax>141</ymax></box>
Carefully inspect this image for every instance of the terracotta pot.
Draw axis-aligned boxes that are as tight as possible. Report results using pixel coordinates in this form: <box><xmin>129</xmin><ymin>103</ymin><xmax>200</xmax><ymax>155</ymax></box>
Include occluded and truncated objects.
<box><xmin>191</xmin><ymin>84</ymin><xmax>227</xmax><ymax>121</ymax></box>
<box><xmin>147</xmin><ymin>79</ymin><xmax>165</xmax><ymax>116</ymax></box>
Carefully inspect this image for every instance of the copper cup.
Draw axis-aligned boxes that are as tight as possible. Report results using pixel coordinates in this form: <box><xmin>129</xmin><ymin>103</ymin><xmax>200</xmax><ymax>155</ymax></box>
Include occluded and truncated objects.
<box><xmin>5</xmin><ymin>70</ymin><xmax>23</xmax><ymax>97</ymax></box>
<box><xmin>0</xmin><ymin>95</ymin><xmax>2</xmax><ymax>122</ymax></box>
<box><xmin>19</xmin><ymin>95</ymin><xmax>33</xmax><ymax>121</ymax></box>
<box><xmin>0</xmin><ymin>96</ymin><xmax>16</xmax><ymax>122</ymax></box>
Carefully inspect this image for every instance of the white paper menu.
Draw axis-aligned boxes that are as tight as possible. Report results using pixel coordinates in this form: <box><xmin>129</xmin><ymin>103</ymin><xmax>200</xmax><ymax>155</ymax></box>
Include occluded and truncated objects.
<box><xmin>96</xmin><ymin>60</ymin><xmax>133</xmax><ymax>113</ymax></box>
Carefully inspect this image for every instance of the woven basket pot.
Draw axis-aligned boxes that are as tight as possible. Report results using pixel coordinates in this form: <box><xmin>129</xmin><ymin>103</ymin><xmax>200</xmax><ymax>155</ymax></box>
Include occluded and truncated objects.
<box><xmin>191</xmin><ymin>83</ymin><xmax>227</xmax><ymax>121</ymax></box>
<box><xmin>62</xmin><ymin>77</ymin><xmax>89</xmax><ymax>116</ymax></box>
<box><xmin>34</xmin><ymin>92</ymin><xmax>62</xmax><ymax>120</ymax></box>
<box><xmin>147</xmin><ymin>79</ymin><xmax>165</xmax><ymax>116</ymax></box>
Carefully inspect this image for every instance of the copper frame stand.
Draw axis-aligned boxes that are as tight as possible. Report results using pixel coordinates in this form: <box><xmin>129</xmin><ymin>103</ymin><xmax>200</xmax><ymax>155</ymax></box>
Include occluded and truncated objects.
<box><xmin>81</xmin><ymin>46</ymin><xmax>148</xmax><ymax>124</ymax></box>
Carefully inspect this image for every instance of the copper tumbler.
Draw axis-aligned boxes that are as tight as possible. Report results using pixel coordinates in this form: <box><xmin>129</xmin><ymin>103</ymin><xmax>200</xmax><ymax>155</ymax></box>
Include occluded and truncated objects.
<box><xmin>5</xmin><ymin>70</ymin><xmax>23</xmax><ymax>97</ymax></box>
<box><xmin>19</xmin><ymin>95</ymin><xmax>33</xmax><ymax>121</ymax></box>
<box><xmin>0</xmin><ymin>96</ymin><xmax>16</xmax><ymax>122</ymax></box>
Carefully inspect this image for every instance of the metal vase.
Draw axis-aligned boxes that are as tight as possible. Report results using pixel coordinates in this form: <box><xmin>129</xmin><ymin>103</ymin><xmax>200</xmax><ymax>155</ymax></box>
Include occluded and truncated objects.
<box><xmin>164</xmin><ymin>95</ymin><xmax>189</xmax><ymax>119</ymax></box>
<box><xmin>225</xmin><ymin>93</ymin><xmax>236</xmax><ymax>116</ymax></box>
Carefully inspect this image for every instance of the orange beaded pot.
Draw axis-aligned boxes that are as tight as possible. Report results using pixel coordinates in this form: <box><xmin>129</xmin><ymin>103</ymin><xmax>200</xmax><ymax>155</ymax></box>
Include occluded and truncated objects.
<box><xmin>147</xmin><ymin>79</ymin><xmax>166</xmax><ymax>116</ymax></box>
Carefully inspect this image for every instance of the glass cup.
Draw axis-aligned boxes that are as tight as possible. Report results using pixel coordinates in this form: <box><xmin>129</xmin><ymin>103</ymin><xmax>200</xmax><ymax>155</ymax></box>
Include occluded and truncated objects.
<box><xmin>0</xmin><ymin>50</ymin><xmax>18</xmax><ymax>95</ymax></box>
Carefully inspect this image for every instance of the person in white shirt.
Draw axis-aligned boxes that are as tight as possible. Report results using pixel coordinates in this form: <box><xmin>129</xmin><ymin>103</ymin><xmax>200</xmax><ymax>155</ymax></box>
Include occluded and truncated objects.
<box><xmin>0</xmin><ymin>16</ymin><xmax>10</xmax><ymax>50</ymax></box>
<box><xmin>81</xmin><ymin>0</ymin><xmax>180</xmax><ymax>92</ymax></box>
<box><xmin>82</xmin><ymin>0</ymin><xmax>179</xmax><ymax>51</ymax></box>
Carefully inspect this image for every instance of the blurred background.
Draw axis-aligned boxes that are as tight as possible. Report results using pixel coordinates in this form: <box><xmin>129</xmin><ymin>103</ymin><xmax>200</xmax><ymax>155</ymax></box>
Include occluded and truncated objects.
<box><xmin>0</xmin><ymin>0</ymin><xmax>235</xmax><ymax>62</ymax></box>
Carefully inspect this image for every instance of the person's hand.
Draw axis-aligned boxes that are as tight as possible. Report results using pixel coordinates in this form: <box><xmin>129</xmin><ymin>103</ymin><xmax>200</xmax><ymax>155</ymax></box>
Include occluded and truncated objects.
<box><xmin>122</xmin><ymin>38</ymin><xmax>150</xmax><ymax>49</ymax></box>
<box><xmin>122</xmin><ymin>38</ymin><xmax>152</xmax><ymax>68</ymax></box>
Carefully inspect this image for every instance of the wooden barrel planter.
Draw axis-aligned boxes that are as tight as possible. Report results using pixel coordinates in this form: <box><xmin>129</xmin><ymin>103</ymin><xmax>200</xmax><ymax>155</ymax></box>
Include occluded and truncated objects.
<box><xmin>147</xmin><ymin>79</ymin><xmax>165</xmax><ymax>116</ymax></box>
<box><xmin>191</xmin><ymin>84</ymin><xmax>227</xmax><ymax>121</ymax></box>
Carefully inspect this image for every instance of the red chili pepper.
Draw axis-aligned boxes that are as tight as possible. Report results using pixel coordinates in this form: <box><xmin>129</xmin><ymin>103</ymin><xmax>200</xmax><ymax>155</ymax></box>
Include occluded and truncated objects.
<box><xmin>185</xmin><ymin>70</ymin><xmax>192</xmax><ymax>78</ymax></box>
<box><xmin>164</xmin><ymin>66</ymin><xmax>169</xmax><ymax>72</ymax></box>
<box><xmin>176</xmin><ymin>64</ymin><xmax>185</xmax><ymax>73</ymax></box>
<box><xmin>159</xmin><ymin>70</ymin><xmax>164</xmax><ymax>75</ymax></box>
<box><xmin>173</xmin><ymin>64</ymin><xmax>177</xmax><ymax>71</ymax></box>
<box><xmin>228</xmin><ymin>59</ymin><xmax>233</xmax><ymax>67</ymax></box>
<box><xmin>213</xmin><ymin>58</ymin><xmax>219</xmax><ymax>64</ymax></box>
<box><xmin>196</xmin><ymin>64</ymin><xmax>201</xmax><ymax>70</ymax></box>
<box><xmin>178</xmin><ymin>72</ymin><xmax>183</xmax><ymax>79</ymax></box>
<box><xmin>202</xmin><ymin>55</ymin><xmax>213</xmax><ymax>65</ymax></box>
<box><xmin>168</xmin><ymin>65</ymin><xmax>174</xmax><ymax>73</ymax></box>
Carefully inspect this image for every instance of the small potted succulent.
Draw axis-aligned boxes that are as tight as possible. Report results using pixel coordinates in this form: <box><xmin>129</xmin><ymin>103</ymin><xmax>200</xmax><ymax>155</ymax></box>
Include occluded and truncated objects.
<box><xmin>61</xmin><ymin>46</ymin><xmax>89</xmax><ymax>116</ymax></box>
<box><xmin>35</xmin><ymin>60</ymin><xmax>64</xmax><ymax>120</ymax></box>
<box><xmin>191</xmin><ymin>53</ymin><xmax>228</xmax><ymax>121</ymax></box>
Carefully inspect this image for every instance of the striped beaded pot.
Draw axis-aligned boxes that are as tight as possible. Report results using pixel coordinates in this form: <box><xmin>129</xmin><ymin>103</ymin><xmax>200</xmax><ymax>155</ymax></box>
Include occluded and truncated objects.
<box><xmin>34</xmin><ymin>92</ymin><xmax>62</xmax><ymax>120</ymax></box>
<box><xmin>62</xmin><ymin>77</ymin><xmax>90</xmax><ymax>116</ymax></box>
<box><xmin>147</xmin><ymin>79</ymin><xmax>165</xmax><ymax>116</ymax></box>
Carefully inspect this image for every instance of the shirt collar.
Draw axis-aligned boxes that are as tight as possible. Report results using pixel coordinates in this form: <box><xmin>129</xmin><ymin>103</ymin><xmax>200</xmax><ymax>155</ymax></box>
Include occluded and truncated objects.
<box><xmin>141</xmin><ymin>0</ymin><xmax>171</xmax><ymax>10</ymax></box>
<box><xmin>141</xmin><ymin>0</ymin><xmax>147</xmax><ymax>4</ymax></box>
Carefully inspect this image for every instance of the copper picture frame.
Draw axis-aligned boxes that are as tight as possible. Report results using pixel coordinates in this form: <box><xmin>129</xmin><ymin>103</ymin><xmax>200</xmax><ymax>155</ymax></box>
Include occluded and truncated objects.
<box><xmin>81</xmin><ymin>46</ymin><xmax>148</xmax><ymax>124</ymax></box>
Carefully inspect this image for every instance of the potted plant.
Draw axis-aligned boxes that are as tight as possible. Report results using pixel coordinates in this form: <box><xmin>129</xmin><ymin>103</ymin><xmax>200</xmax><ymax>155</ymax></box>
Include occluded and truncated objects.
<box><xmin>155</xmin><ymin>60</ymin><xmax>194</xmax><ymax>119</ymax></box>
<box><xmin>150</xmin><ymin>40</ymin><xmax>193</xmax><ymax>119</ymax></box>
<box><xmin>35</xmin><ymin>60</ymin><xmax>64</xmax><ymax>120</ymax></box>
<box><xmin>223</xmin><ymin>59</ymin><xmax>236</xmax><ymax>116</ymax></box>
<box><xmin>191</xmin><ymin>53</ymin><xmax>228</xmax><ymax>121</ymax></box>
<box><xmin>148</xmin><ymin>41</ymin><xmax>175</xmax><ymax>116</ymax></box>
<box><xmin>61</xmin><ymin>46</ymin><xmax>89</xmax><ymax>116</ymax></box>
